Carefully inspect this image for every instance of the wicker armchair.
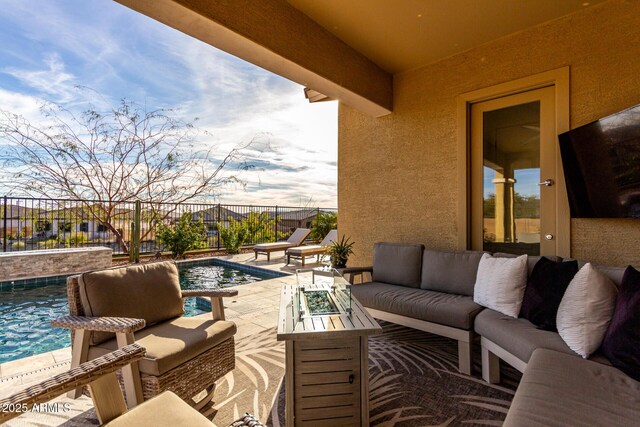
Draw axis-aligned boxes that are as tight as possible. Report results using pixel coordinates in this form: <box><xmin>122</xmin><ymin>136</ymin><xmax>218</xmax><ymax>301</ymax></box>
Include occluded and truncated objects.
<box><xmin>0</xmin><ymin>344</ymin><xmax>217</xmax><ymax>426</ymax></box>
<box><xmin>52</xmin><ymin>261</ymin><xmax>238</xmax><ymax>411</ymax></box>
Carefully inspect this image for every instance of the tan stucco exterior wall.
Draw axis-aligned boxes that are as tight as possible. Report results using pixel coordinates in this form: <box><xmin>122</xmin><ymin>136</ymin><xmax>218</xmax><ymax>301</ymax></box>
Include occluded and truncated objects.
<box><xmin>339</xmin><ymin>0</ymin><xmax>640</xmax><ymax>267</ymax></box>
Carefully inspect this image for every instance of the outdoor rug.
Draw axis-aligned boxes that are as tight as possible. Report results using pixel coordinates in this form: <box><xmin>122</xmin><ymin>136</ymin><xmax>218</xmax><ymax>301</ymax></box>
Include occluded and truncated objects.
<box><xmin>6</xmin><ymin>321</ymin><xmax>521</xmax><ymax>426</ymax></box>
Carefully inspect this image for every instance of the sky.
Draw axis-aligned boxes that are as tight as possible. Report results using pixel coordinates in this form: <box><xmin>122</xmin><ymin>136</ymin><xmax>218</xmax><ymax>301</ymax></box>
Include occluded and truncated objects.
<box><xmin>0</xmin><ymin>0</ymin><xmax>338</xmax><ymax>207</ymax></box>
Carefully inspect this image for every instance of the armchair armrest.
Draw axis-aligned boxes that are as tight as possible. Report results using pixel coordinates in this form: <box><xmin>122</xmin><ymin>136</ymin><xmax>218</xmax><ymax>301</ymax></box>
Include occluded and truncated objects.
<box><xmin>341</xmin><ymin>266</ymin><xmax>373</xmax><ymax>285</ymax></box>
<box><xmin>182</xmin><ymin>289</ymin><xmax>237</xmax><ymax>321</ymax></box>
<box><xmin>0</xmin><ymin>344</ymin><xmax>145</xmax><ymax>424</ymax></box>
<box><xmin>181</xmin><ymin>289</ymin><xmax>238</xmax><ymax>298</ymax></box>
<box><xmin>341</xmin><ymin>266</ymin><xmax>373</xmax><ymax>274</ymax></box>
<box><xmin>51</xmin><ymin>315</ymin><xmax>146</xmax><ymax>334</ymax></box>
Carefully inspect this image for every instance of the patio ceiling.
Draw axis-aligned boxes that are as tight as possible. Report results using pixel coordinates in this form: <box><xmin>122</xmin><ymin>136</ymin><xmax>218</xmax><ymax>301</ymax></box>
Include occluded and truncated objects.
<box><xmin>286</xmin><ymin>0</ymin><xmax>606</xmax><ymax>74</ymax></box>
<box><xmin>116</xmin><ymin>0</ymin><xmax>604</xmax><ymax>116</ymax></box>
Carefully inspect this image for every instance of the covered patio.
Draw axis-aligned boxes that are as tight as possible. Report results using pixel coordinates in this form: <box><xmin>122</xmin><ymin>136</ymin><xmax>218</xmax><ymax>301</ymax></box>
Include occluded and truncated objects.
<box><xmin>2</xmin><ymin>1</ymin><xmax>640</xmax><ymax>426</ymax></box>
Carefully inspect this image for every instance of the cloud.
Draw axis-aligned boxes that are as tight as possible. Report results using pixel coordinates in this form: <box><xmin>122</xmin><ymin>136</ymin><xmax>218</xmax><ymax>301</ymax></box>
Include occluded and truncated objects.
<box><xmin>3</xmin><ymin>53</ymin><xmax>78</xmax><ymax>103</ymax></box>
<box><xmin>0</xmin><ymin>0</ymin><xmax>338</xmax><ymax>207</ymax></box>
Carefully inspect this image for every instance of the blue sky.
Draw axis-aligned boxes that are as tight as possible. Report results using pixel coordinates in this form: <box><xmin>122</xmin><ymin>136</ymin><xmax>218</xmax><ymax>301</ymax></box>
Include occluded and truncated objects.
<box><xmin>483</xmin><ymin>167</ymin><xmax>540</xmax><ymax>198</ymax></box>
<box><xmin>0</xmin><ymin>0</ymin><xmax>338</xmax><ymax>207</ymax></box>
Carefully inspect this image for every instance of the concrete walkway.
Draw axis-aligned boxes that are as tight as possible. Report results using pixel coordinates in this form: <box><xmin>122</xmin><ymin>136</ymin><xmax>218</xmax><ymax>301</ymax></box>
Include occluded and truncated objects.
<box><xmin>215</xmin><ymin>251</ymin><xmax>329</xmax><ymax>274</ymax></box>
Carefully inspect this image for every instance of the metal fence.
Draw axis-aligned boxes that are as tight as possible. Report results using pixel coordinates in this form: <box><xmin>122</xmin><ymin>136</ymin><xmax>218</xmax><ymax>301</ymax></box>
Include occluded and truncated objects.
<box><xmin>0</xmin><ymin>196</ymin><xmax>337</xmax><ymax>255</ymax></box>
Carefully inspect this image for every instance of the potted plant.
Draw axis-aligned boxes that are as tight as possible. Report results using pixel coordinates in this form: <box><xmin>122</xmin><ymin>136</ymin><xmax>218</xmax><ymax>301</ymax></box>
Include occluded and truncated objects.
<box><xmin>328</xmin><ymin>235</ymin><xmax>354</xmax><ymax>268</ymax></box>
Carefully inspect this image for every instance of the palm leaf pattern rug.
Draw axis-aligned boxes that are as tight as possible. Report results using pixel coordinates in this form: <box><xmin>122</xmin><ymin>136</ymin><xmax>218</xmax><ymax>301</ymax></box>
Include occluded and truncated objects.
<box><xmin>7</xmin><ymin>321</ymin><xmax>520</xmax><ymax>426</ymax></box>
<box><xmin>214</xmin><ymin>321</ymin><xmax>520</xmax><ymax>427</ymax></box>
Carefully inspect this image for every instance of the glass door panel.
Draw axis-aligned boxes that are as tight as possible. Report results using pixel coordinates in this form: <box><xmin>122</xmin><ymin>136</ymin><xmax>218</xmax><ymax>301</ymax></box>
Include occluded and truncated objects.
<box><xmin>482</xmin><ymin>102</ymin><xmax>541</xmax><ymax>255</ymax></box>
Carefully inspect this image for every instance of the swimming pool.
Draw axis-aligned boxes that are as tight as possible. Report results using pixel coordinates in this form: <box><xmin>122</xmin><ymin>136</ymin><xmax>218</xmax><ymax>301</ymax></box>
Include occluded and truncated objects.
<box><xmin>0</xmin><ymin>261</ymin><xmax>270</xmax><ymax>364</ymax></box>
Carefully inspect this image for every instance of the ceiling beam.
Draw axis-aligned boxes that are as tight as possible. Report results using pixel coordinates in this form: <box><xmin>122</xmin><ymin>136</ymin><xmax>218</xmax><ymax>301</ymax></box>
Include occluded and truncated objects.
<box><xmin>115</xmin><ymin>0</ymin><xmax>393</xmax><ymax>116</ymax></box>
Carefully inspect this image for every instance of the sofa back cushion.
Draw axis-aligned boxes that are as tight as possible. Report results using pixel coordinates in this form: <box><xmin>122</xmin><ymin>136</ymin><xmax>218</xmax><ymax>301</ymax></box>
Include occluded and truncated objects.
<box><xmin>79</xmin><ymin>261</ymin><xmax>184</xmax><ymax>345</ymax></box>
<box><xmin>372</xmin><ymin>242</ymin><xmax>424</xmax><ymax>288</ymax></box>
<box><xmin>420</xmin><ymin>249</ymin><xmax>485</xmax><ymax>296</ymax></box>
<box><xmin>494</xmin><ymin>253</ymin><xmax>561</xmax><ymax>276</ymax></box>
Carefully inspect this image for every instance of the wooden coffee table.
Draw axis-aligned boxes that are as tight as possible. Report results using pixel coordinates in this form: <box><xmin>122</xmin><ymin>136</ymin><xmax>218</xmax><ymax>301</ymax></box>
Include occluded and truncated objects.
<box><xmin>277</xmin><ymin>278</ymin><xmax>382</xmax><ymax>427</ymax></box>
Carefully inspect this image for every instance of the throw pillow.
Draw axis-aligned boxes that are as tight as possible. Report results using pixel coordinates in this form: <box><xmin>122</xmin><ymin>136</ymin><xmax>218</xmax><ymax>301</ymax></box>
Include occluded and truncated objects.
<box><xmin>601</xmin><ymin>265</ymin><xmax>640</xmax><ymax>381</ymax></box>
<box><xmin>520</xmin><ymin>257</ymin><xmax>579</xmax><ymax>331</ymax></box>
<box><xmin>473</xmin><ymin>253</ymin><xmax>528</xmax><ymax>318</ymax></box>
<box><xmin>557</xmin><ymin>263</ymin><xmax>617</xmax><ymax>358</ymax></box>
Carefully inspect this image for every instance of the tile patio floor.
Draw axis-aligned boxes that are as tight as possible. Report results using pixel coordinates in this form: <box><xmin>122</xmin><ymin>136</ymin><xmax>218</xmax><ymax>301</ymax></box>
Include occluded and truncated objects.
<box><xmin>0</xmin><ymin>252</ymin><xmax>320</xmax><ymax>402</ymax></box>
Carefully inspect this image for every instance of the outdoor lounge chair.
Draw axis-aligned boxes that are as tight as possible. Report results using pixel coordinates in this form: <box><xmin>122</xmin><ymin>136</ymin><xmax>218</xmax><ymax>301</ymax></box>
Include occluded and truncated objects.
<box><xmin>0</xmin><ymin>344</ymin><xmax>265</xmax><ymax>426</ymax></box>
<box><xmin>52</xmin><ymin>261</ymin><xmax>238</xmax><ymax>411</ymax></box>
<box><xmin>286</xmin><ymin>229</ymin><xmax>338</xmax><ymax>266</ymax></box>
<box><xmin>0</xmin><ymin>344</ymin><xmax>205</xmax><ymax>426</ymax></box>
<box><xmin>253</xmin><ymin>228</ymin><xmax>310</xmax><ymax>261</ymax></box>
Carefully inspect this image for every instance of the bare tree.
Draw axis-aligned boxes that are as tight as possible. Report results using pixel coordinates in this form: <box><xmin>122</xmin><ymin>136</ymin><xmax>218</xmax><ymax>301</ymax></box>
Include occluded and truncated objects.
<box><xmin>0</xmin><ymin>99</ymin><xmax>257</xmax><ymax>253</ymax></box>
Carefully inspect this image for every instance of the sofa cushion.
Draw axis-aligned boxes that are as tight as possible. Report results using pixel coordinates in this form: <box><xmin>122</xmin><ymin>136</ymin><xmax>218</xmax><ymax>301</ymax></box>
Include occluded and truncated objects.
<box><xmin>520</xmin><ymin>257</ymin><xmax>579</xmax><ymax>331</ymax></box>
<box><xmin>89</xmin><ymin>316</ymin><xmax>237</xmax><ymax>376</ymax></box>
<box><xmin>503</xmin><ymin>348</ymin><xmax>640</xmax><ymax>427</ymax></box>
<box><xmin>474</xmin><ymin>254</ymin><xmax>528</xmax><ymax>318</ymax></box>
<box><xmin>372</xmin><ymin>242</ymin><xmax>424</xmax><ymax>288</ymax></box>
<box><xmin>493</xmin><ymin>253</ymin><xmax>561</xmax><ymax>276</ymax></box>
<box><xmin>475</xmin><ymin>308</ymin><xmax>576</xmax><ymax>363</ymax></box>
<box><xmin>79</xmin><ymin>261</ymin><xmax>184</xmax><ymax>345</ymax></box>
<box><xmin>420</xmin><ymin>249</ymin><xmax>484</xmax><ymax>296</ymax></box>
<box><xmin>352</xmin><ymin>282</ymin><xmax>483</xmax><ymax>330</ymax></box>
<box><xmin>557</xmin><ymin>263</ymin><xmax>618</xmax><ymax>358</ymax></box>
<box><xmin>601</xmin><ymin>265</ymin><xmax>640</xmax><ymax>381</ymax></box>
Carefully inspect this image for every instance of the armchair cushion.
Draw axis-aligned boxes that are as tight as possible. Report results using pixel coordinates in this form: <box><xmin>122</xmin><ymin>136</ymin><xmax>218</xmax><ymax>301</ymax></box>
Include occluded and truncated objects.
<box><xmin>79</xmin><ymin>261</ymin><xmax>184</xmax><ymax>345</ymax></box>
<box><xmin>372</xmin><ymin>242</ymin><xmax>424</xmax><ymax>288</ymax></box>
<box><xmin>89</xmin><ymin>316</ymin><xmax>237</xmax><ymax>376</ymax></box>
<box><xmin>104</xmin><ymin>390</ymin><xmax>212</xmax><ymax>427</ymax></box>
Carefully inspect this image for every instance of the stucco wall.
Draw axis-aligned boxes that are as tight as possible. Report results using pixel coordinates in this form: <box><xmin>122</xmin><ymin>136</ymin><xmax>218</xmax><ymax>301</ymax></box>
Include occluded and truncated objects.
<box><xmin>339</xmin><ymin>0</ymin><xmax>640</xmax><ymax>267</ymax></box>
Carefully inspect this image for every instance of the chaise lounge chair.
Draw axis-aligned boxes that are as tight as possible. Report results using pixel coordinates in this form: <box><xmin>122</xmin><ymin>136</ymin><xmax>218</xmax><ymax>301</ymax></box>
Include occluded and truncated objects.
<box><xmin>253</xmin><ymin>228</ymin><xmax>310</xmax><ymax>261</ymax></box>
<box><xmin>286</xmin><ymin>229</ymin><xmax>338</xmax><ymax>266</ymax></box>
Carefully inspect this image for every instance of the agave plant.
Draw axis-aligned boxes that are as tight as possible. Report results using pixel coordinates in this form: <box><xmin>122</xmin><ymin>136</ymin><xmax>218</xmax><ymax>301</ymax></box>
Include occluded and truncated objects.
<box><xmin>328</xmin><ymin>234</ymin><xmax>354</xmax><ymax>268</ymax></box>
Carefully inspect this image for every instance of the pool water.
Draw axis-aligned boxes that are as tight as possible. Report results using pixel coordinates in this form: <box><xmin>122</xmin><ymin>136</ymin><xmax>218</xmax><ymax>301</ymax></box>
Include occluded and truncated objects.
<box><xmin>0</xmin><ymin>262</ymin><xmax>267</xmax><ymax>364</ymax></box>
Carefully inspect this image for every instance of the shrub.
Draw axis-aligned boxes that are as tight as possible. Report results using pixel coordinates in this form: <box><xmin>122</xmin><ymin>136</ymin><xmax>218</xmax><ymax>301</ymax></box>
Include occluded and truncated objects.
<box><xmin>12</xmin><ymin>241</ymin><xmax>26</xmax><ymax>250</ymax></box>
<box><xmin>243</xmin><ymin>212</ymin><xmax>283</xmax><ymax>243</ymax></box>
<box><xmin>37</xmin><ymin>238</ymin><xmax>60</xmax><ymax>249</ymax></box>
<box><xmin>310</xmin><ymin>212</ymin><xmax>337</xmax><ymax>240</ymax></box>
<box><xmin>156</xmin><ymin>212</ymin><xmax>206</xmax><ymax>259</ymax></box>
<box><xmin>218</xmin><ymin>218</ymin><xmax>249</xmax><ymax>254</ymax></box>
<box><xmin>58</xmin><ymin>232</ymin><xmax>89</xmax><ymax>247</ymax></box>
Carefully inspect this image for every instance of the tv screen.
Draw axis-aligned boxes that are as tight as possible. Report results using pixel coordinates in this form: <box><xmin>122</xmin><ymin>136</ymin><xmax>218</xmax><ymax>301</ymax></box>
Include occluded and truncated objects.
<box><xmin>559</xmin><ymin>103</ymin><xmax>640</xmax><ymax>219</ymax></box>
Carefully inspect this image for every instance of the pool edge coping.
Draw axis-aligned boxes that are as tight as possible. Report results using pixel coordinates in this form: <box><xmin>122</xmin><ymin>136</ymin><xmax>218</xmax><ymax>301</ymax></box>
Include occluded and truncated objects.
<box><xmin>0</xmin><ymin>255</ymin><xmax>292</xmax><ymax>288</ymax></box>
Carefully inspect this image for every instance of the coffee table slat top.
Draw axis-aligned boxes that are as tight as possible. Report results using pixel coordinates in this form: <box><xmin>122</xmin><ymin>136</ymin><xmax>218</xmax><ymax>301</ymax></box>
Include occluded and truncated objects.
<box><xmin>277</xmin><ymin>283</ymin><xmax>382</xmax><ymax>341</ymax></box>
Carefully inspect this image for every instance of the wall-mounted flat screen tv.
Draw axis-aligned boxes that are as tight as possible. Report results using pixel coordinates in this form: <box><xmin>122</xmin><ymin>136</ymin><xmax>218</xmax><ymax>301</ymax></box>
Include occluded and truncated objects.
<box><xmin>559</xmin><ymin>103</ymin><xmax>640</xmax><ymax>219</ymax></box>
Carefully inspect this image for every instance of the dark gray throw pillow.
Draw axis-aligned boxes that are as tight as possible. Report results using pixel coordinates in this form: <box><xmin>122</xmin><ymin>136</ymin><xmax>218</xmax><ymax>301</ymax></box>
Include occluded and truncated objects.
<box><xmin>601</xmin><ymin>265</ymin><xmax>640</xmax><ymax>381</ymax></box>
<box><xmin>519</xmin><ymin>257</ymin><xmax>579</xmax><ymax>331</ymax></box>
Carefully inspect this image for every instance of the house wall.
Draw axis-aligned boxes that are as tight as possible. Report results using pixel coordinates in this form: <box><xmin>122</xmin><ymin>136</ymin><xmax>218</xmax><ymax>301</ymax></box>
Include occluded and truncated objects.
<box><xmin>339</xmin><ymin>0</ymin><xmax>640</xmax><ymax>267</ymax></box>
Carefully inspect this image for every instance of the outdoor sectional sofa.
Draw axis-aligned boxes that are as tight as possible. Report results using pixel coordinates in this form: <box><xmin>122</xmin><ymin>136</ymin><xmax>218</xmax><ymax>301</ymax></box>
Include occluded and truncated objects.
<box><xmin>348</xmin><ymin>242</ymin><xmax>485</xmax><ymax>374</ymax></box>
<box><xmin>348</xmin><ymin>242</ymin><xmax>640</xmax><ymax>426</ymax></box>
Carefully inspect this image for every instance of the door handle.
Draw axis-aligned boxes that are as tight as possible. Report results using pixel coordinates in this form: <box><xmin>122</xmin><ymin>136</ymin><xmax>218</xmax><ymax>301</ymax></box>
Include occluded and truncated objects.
<box><xmin>537</xmin><ymin>179</ymin><xmax>554</xmax><ymax>187</ymax></box>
